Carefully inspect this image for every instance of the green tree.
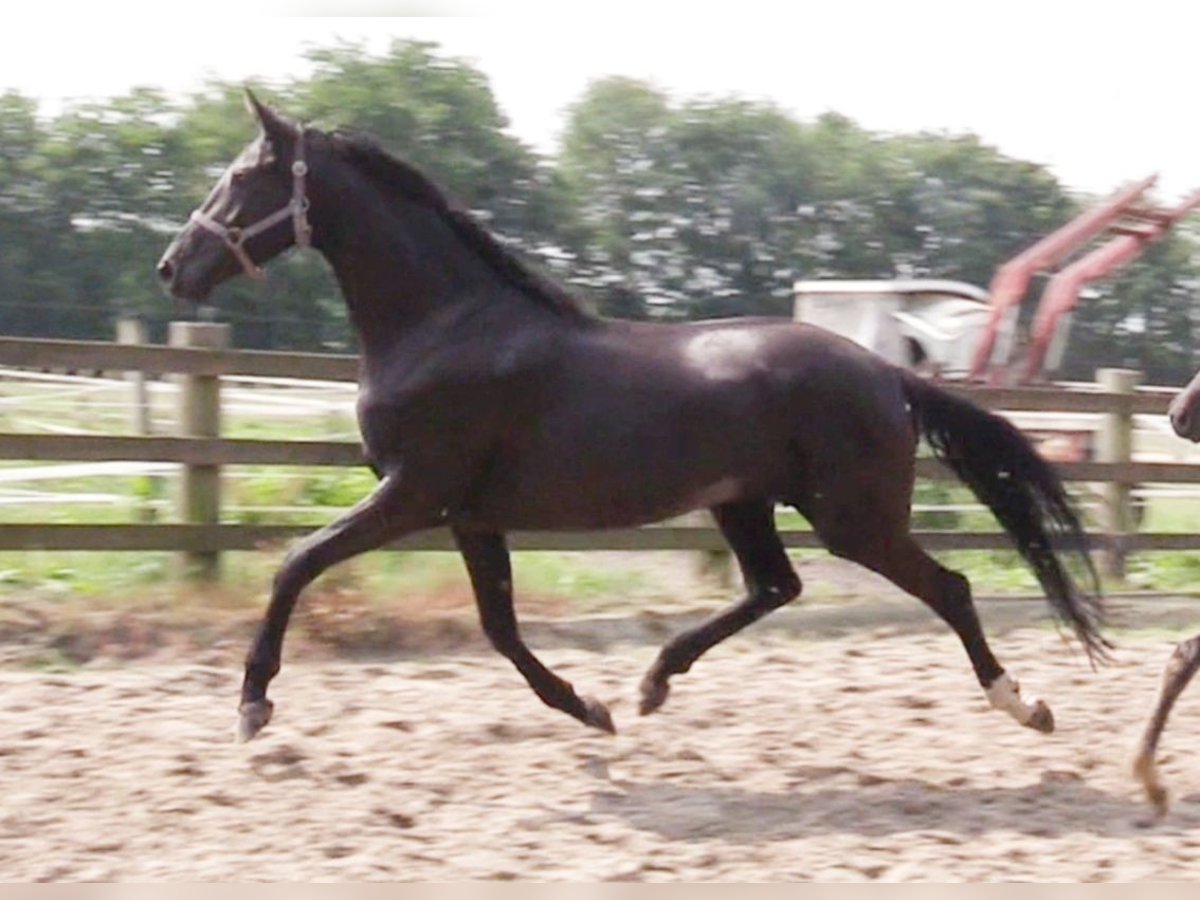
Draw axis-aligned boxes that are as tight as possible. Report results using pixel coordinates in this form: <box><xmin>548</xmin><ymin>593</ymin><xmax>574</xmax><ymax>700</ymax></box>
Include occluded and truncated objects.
<box><xmin>560</xmin><ymin>79</ymin><xmax>822</xmax><ymax>319</ymax></box>
<box><xmin>39</xmin><ymin>89</ymin><xmax>189</xmax><ymax>341</ymax></box>
<box><xmin>1062</xmin><ymin>233</ymin><xmax>1200</xmax><ymax>383</ymax></box>
<box><xmin>0</xmin><ymin>91</ymin><xmax>83</xmax><ymax>337</ymax></box>
<box><xmin>0</xmin><ymin>40</ymin><xmax>1196</xmax><ymax>384</ymax></box>
<box><xmin>296</xmin><ymin>40</ymin><xmax>574</xmax><ymax>269</ymax></box>
<box><xmin>884</xmin><ymin>132</ymin><xmax>1074</xmax><ymax>286</ymax></box>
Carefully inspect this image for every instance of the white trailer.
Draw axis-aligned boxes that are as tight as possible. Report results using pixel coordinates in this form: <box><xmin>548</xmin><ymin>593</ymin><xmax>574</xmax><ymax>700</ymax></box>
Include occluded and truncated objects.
<box><xmin>793</xmin><ymin>279</ymin><xmax>991</xmax><ymax>377</ymax></box>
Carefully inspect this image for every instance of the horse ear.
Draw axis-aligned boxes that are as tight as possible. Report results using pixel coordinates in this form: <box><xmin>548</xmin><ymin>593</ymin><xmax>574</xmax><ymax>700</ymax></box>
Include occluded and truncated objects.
<box><xmin>244</xmin><ymin>88</ymin><xmax>297</xmax><ymax>148</ymax></box>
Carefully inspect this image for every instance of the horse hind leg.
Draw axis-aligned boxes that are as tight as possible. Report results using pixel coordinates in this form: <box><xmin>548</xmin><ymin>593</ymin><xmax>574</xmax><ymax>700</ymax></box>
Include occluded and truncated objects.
<box><xmin>812</xmin><ymin>500</ymin><xmax>1055</xmax><ymax>733</ymax></box>
<box><xmin>1133</xmin><ymin>635</ymin><xmax>1200</xmax><ymax>820</ymax></box>
<box><xmin>639</xmin><ymin>499</ymin><xmax>801</xmax><ymax>716</ymax></box>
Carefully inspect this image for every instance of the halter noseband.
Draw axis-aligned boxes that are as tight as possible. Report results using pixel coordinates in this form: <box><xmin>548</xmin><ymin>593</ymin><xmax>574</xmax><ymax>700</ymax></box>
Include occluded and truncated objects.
<box><xmin>189</xmin><ymin>133</ymin><xmax>312</xmax><ymax>280</ymax></box>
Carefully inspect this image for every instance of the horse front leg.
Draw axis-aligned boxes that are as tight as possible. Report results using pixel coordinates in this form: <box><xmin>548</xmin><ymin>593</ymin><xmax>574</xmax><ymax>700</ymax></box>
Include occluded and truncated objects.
<box><xmin>238</xmin><ymin>472</ymin><xmax>438</xmax><ymax>741</ymax></box>
<box><xmin>453</xmin><ymin>528</ymin><xmax>615</xmax><ymax>733</ymax></box>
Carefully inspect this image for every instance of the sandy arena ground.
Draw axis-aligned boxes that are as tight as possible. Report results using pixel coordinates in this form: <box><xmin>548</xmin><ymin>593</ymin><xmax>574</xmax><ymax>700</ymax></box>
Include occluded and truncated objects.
<box><xmin>2</xmin><ymin>606</ymin><xmax>1200</xmax><ymax>881</ymax></box>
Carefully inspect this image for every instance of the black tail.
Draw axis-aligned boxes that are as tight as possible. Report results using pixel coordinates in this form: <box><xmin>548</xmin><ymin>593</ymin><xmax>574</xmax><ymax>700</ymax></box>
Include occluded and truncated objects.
<box><xmin>901</xmin><ymin>372</ymin><xmax>1110</xmax><ymax>663</ymax></box>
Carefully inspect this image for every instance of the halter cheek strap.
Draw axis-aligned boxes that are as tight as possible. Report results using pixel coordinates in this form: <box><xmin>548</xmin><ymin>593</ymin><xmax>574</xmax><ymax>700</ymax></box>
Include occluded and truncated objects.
<box><xmin>189</xmin><ymin>134</ymin><xmax>312</xmax><ymax>280</ymax></box>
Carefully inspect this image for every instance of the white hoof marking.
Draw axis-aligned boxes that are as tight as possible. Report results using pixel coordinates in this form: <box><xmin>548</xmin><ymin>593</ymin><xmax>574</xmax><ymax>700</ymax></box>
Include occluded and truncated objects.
<box><xmin>984</xmin><ymin>672</ymin><xmax>1039</xmax><ymax>726</ymax></box>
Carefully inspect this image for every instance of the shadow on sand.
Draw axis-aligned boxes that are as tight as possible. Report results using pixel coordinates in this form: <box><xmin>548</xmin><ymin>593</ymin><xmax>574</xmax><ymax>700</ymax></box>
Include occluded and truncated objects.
<box><xmin>574</xmin><ymin>763</ymin><xmax>1200</xmax><ymax>842</ymax></box>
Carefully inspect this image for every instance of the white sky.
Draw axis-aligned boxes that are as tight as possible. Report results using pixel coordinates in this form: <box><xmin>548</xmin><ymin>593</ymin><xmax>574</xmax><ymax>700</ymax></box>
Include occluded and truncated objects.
<box><xmin>3</xmin><ymin>3</ymin><xmax>1199</xmax><ymax>202</ymax></box>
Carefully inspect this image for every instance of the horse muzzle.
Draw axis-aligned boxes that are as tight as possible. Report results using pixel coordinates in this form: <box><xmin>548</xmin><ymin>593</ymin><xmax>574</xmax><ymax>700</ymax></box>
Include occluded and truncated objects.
<box><xmin>155</xmin><ymin>230</ymin><xmax>222</xmax><ymax>304</ymax></box>
<box><xmin>1170</xmin><ymin>406</ymin><xmax>1200</xmax><ymax>442</ymax></box>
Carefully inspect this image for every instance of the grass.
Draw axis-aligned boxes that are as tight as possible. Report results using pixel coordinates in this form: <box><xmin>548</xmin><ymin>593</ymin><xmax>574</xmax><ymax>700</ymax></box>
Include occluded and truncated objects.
<box><xmin>0</xmin><ymin>543</ymin><xmax>663</xmax><ymax>669</ymax></box>
<box><xmin>0</xmin><ymin>544</ymin><xmax>652</xmax><ymax>618</ymax></box>
<box><xmin>0</xmin><ymin>466</ymin><xmax>1196</xmax><ymax>601</ymax></box>
<box><xmin>1140</xmin><ymin>496</ymin><xmax>1200</xmax><ymax>533</ymax></box>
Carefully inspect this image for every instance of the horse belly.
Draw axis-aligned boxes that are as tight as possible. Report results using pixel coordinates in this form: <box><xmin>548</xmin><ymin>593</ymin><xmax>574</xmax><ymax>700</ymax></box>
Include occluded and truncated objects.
<box><xmin>468</xmin><ymin>475</ymin><xmax>744</xmax><ymax>531</ymax></box>
<box><xmin>462</xmin><ymin>339</ymin><xmax>793</xmax><ymax>529</ymax></box>
<box><xmin>465</xmin><ymin>425</ymin><xmax>777</xmax><ymax>531</ymax></box>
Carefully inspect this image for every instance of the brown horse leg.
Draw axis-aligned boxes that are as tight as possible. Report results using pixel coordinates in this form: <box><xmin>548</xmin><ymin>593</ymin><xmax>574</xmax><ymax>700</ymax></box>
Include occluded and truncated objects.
<box><xmin>1133</xmin><ymin>635</ymin><xmax>1200</xmax><ymax>819</ymax></box>
<box><xmin>453</xmin><ymin>529</ymin><xmax>615</xmax><ymax>734</ymax></box>
<box><xmin>821</xmin><ymin>523</ymin><xmax>1055</xmax><ymax>734</ymax></box>
<box><xmin>239</xmin><ymin>474</ymin><xmax>436</xmax><ymax>742</ymax></box>
<box><xmin>639</xmin><ymin>500</ymin><xmax>801</xmax><ymax>715</ymax></box>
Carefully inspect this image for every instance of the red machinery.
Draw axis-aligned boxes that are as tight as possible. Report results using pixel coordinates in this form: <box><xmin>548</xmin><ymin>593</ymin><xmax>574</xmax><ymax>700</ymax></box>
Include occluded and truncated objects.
<box><xmin>967</xmin><ymin>175</ymin><xmax>1200</xmax><ymax>383</ymax></box>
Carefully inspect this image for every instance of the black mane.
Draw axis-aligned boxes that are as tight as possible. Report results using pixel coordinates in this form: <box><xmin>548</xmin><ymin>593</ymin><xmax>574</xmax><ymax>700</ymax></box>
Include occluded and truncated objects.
<box><xmin>331</xmin><ymin>131</ymin><xmax>593</xmax><ymax>321</ymax></box>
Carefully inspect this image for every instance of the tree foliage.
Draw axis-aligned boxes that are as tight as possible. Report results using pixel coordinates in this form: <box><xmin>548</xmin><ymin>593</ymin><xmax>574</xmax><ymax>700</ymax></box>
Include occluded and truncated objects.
<box><xmin>0</xmin><ymin>43</ymin><xmax>1196</xmax><ymax>382</ymax></box>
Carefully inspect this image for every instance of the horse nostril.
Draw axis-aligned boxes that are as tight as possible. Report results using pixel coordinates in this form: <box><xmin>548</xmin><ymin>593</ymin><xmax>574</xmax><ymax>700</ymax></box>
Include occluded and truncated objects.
<box><xmin>1171</xmin><ymin>408</ymin><xmax>1192</xmax><ymax>437</ymax></box>
<box><xmin>156</xmin><ymin>258</ymin><xmax>174</xmax><ymax>283</ymax></box>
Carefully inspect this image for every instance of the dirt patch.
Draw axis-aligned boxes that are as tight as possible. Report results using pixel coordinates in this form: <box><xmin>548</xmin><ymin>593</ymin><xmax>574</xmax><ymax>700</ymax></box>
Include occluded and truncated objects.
<box><xmin>0</xmin><ymin>627</ymin><xmax>1199</xmax><ymax>880</ymax></box>
<box><xmin>0</xmin><ymin>555</ymin><xmax>1195</xmax><ymax>673</ymax></box>
<box><xmin>3</xmin><ymin>549</ymin><xmax>1200</xmax><ymax>880</ymax></box>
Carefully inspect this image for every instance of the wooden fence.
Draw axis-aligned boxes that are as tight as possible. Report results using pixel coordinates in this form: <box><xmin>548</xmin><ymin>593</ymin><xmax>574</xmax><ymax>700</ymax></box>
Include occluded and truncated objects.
<box><xmin>0</xmin><ymin>325</ymin><xmax>1196</xmax><ymax>580</ymax></box>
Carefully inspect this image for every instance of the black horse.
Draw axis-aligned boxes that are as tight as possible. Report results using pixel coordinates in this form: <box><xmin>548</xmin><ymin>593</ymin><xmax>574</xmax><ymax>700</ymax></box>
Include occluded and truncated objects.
<box><xmin>1134</xmin><ymin>367</ymin><xmax>1200</xmax><ymax>817</ymax></box>
<box><xmin>157</xmin><ymin>94</ymin><xmax>1107</xmax><ymax>744</ymax></box>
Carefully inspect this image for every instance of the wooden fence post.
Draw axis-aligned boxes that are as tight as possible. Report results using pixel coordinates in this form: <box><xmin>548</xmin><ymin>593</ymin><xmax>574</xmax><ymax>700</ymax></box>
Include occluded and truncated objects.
<box><xmin>116</xmin><ymin>318</ymin><xmax>151</xmax><ymax>436</ymax></box>
<box><xmin>1096</xmin><ymin>367</ymin><xmax>1140</xmax><ymax>580</ymax></box>
<box><xmin>117</xmin><ymin>318</ymin><xmax>159</xmax><ymax>524</ymax></box>
<box><xmin>170</xmin><ymin>321</ymin><xmax>230</xmax><ymax>580</ymax></box>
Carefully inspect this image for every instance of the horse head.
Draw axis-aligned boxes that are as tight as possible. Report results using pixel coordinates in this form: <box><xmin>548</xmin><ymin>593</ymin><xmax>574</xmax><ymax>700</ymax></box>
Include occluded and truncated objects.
<box><xmin>157</xmin><ymin>90</ymin><xmax>313</xmax><ymax>301</ymax></box>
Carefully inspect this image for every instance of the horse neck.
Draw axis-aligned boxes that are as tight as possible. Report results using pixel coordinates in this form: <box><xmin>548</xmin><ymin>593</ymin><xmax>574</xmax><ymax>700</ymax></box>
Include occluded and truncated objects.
<box><xmin>314</xmin><ymin>179</ymin><xmax>557</xmax><ymax>358</ymax></box>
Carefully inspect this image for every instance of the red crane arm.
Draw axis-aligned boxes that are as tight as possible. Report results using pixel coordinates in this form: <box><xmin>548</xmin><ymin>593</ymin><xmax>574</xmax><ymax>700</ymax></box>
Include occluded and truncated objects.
<box><xmin>967</xmin><ymin>175</ymin><xmax>1158</xmax><ymax>380</ymax></box>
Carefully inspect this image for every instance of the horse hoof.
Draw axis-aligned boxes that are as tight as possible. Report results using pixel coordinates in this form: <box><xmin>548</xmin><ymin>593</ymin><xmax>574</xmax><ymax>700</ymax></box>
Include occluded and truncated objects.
<box><xmin>583</xmin><ymin>696</ymin><xmax>616</xmax><ymax>734</ymax></box>
<box><xmin>1133</xmin><ymin>753</ymin><xmax>1169</xmax><ymax>820</ymax></box>
<box><xmin>236</xmin><ymin>699</ymin><xmax>274</xmax><ymax>743</ymax></box>
<box><xmin>1140</xmin><ymin>784</ymin><xmax>1169</xmax><ymax>824</ymax></box>
<box><xmin>638</xmin><ymin>677</ymin><xmax>670</xmax><ymax>716</ymax></box>
<box><xmin>1026</xmin><ymin>699</ymin><xmax>1054</xmax><ymax>734</ymax></box>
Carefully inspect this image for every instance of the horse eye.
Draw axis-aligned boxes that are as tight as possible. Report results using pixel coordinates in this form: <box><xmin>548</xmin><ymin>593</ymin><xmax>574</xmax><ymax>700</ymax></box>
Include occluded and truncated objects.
<box><xmin>231</xmin><ymin>168</ymin><xmax>247</xmax><ymax>183</ymax></box>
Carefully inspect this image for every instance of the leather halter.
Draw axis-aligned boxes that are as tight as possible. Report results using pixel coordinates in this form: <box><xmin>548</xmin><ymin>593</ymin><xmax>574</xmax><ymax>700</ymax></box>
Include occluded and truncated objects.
<box><xmin>188</xmin><ymin>133</ymin><xmax>312</xmax><ymax>280</ymax></box>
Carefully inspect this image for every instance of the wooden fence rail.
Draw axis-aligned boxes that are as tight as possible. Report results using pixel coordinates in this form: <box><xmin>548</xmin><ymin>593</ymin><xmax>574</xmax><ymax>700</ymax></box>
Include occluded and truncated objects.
<box><xmin>2</xmin><ymin>520</ymin><xmax>1194</xmax><ymax>557</ymax></box>
<box><xmin>0</xmin><ymin>336</ymin><xmax>1176</xmax><ymax>413</ymax></box>
<box><xmin>1</xmin><ymin>434</ymin><xmax>1198</xmax><ymax>484</ymax></box>
<box><xmin>0</xmin><ymin>329</ymin><xmax>1195</xmax><ymax>577</ymax></box>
